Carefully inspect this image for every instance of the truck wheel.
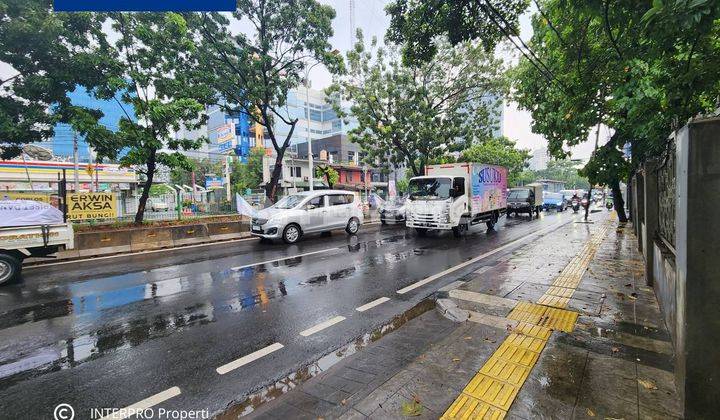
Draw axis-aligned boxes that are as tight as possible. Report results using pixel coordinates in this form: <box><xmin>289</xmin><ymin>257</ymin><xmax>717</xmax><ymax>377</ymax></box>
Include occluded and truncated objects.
<box><xmin>0</xmin><ymin>253</ymin><xmax>22</xmax><ymax>285</ymax></box>
<box><xmin>415</xmin><ymin>228</ymin><xmax>427</xmax><ymax>236</ymax></box>
<box><xmin>452</xmin><ymin>223</ymin><xmax>467</xmax><ymax>237</ymax></box>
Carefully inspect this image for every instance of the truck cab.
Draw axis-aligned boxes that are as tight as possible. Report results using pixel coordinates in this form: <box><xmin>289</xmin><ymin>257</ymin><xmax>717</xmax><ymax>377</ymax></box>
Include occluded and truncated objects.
<box><xmin>405</xmin><ymin>175</ymin><xmax>467</xmax><ymax>233</ymax></box>
<box><xmin>405</xmin><ymin>163</ymin><xmax>507</xmax><ymax>237</ymax></box>
<box><xmin>507</xmin><ymin>183</ymin><xmax>544</xmax><ymax>219</ymax></box>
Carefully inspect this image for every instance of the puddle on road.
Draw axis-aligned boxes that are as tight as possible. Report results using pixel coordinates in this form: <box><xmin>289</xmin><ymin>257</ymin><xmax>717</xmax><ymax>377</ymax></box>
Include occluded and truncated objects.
<box><xmin>217</xmin><ymin>299</ymin><xmax>436</xmax><ymax>419</ymax></box>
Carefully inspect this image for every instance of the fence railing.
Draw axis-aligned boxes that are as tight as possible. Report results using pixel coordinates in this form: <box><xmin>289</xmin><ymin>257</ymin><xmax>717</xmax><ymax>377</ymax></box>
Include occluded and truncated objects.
<box><xmin>657</xmin><ymin>140</ymin><xmax>677</xmax><ymax>249</ymax></box>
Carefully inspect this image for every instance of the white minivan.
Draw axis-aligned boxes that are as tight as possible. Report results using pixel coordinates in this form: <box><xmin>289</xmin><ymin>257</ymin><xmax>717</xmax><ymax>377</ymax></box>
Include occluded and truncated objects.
<box><xmin>250</xmin><ymin>190</ymin><xmax>364</xmax><ymax>244</ymax></box>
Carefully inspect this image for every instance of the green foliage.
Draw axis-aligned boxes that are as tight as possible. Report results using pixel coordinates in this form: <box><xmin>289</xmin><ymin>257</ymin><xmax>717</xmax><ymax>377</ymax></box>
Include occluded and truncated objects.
<box><xmin>315</xmin><ymin>164</ymin><xmax>339</xmax><ymax>188</ymax></box>
<box><xmin>188</xmin><ymin>1</ymin><xmax>341</xmax><ymax>201</ymax></box>
<box><xmin>517</xmin><ymin>160</ymin><xmax>590</xmax><ymax>189</ymax></box>
<box><xmin>170</xmin><ymin>158</ymin><xmax>222</xmax><ymax>187</ymax></box>
<box><xmin>149</xmin><ymin>184</ymin><xmax>174</xmax><ymax>196</ymax></box>
<box><xmin>82</xmin><ymin>13</ymin><xmax>211</xmax><ymax>223</ymax></box>
<box><xmin>328</xmin><ymin>33</ymin><xmax>506</xmax><ymax>177</ymax></box>
<box><xmin>386</xmin><ymin>0</ymin><xmax>529</xmax><ymax>64</ymax></box>
<box><xmin>0</xmin><ymin>0</ymin><xmax>110</xmax><ymax>158</ymax></box>
<box><xmin>458</xmin><ymin>137</ymin><xmax>530</xmax><ymax>185</ymax></box>
<box><xmin>231</xmin><ymin>147</ymin><xmax>265</xmax><ymax>193</ymax></box>
<box><xmin>395</xmin><ymin>178</ymin><xmax>409</xmax><ymax>194</ymax></box>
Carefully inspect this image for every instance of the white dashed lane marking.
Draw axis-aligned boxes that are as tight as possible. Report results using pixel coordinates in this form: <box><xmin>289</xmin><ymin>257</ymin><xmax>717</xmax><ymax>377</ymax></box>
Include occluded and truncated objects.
<box><xmin>299</xmin><ymin>316</ymin><xmax>346</xmax><ymax>337</ymax></box>
<box><xmin>216</xmin><ymin>343</ymin><xmax>284</xmax><ymax>375</ymax></box>
<box><xmin>355</xmin><ymin>297</ymin><xmax>391</xmax><ymax>312</ymax></box>
<box><xmin>99</xmin><ymin>387</ymin><xmax>181</xmax><ymax>420</ymax></box>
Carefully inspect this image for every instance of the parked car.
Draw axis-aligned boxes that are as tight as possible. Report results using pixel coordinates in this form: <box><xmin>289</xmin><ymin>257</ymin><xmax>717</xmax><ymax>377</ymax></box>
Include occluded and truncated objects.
<box><xmin>542</xmin><ymin>191</ymin><xmax>566</xmax><ymax>212</ymax></box>
<box><xmin>148</xmin><ymin>199</ymin><xmax>169</xmax><ymax>212</ymax></box>
<box><xmin>379</xmin><ymin>197</ymin><xmax>407</xmax><ymax>224</ymax></box>
<box><xmin>251</xmin><ymin>190</ymin><xmax>364</xmax><ymax>244</ymax></box>
<box><xmin>507</xmin><ymin>183</ymin><xmax>543</xmax><ymax>219</ymax></box>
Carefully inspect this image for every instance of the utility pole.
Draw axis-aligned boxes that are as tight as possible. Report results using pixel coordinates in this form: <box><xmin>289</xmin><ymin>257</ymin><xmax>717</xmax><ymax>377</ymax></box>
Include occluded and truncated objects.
<box><xmin>305</xmin><ymin>80</ymin><xmax>314</xmax><ymax>191</ymax></box>
<box><xmin>72</xmin><ymin>130</ymin><xmax>80</xmax><ymax>192</ymax></box>
<box><xmin>225</xmin><ymin>155</ymin><xmax>231</xmax><ymax>202</ymax></box>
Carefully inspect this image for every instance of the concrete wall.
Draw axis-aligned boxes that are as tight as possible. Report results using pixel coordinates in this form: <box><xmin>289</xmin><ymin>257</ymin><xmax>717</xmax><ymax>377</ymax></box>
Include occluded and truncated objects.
<box><xmin>633</xmin><ymin>116</ymin><xmax>720</xmax><ymax>416</ymax></box>
<box><xmin>674</xmin><ymin>117</ymin><xmax>720</xmax><ymax>417</ymax></box>
<box><xmin>55</xmin><ymin>220</ymin><xmax>250</xmax><ymax>260</ymax></box>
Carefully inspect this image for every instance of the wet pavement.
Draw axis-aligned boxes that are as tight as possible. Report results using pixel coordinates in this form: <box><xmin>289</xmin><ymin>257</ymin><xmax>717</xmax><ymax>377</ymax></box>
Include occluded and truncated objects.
<box><xmin>0</xmin><ymin>211</ymin><xmax>579</xmax><ymax>419</ymax></box>
<box><xmin>245</xmin><ymin>211</ymin><xmax>682</xmax><ymax>419</ymax></box>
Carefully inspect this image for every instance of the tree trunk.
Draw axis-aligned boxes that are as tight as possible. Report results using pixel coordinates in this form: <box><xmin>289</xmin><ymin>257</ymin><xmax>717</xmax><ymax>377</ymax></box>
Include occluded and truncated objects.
<box><xmin>135</xmin><ymin>155</ymin><xmax>156</xmax><ymax>224</ymax></box>
<box><xmin>610</xmin><ymin>177</ymin><xmax>628</xmax><ymax>222</ymax></box>
<box><xmin>265</xmin><ymin>152</ymin><xmax>284</xmax><ymax>202</ymax></box>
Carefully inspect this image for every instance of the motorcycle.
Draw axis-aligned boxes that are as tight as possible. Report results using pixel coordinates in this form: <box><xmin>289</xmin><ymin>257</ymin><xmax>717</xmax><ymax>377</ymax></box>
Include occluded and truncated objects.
<box><xmin>571</xmin><ymin>199</ymin><xmax>580</xmax><ymax>213</ymax></box>
<box><xmin>581</xmin><ymin>197</ymin><xmax>589</xmax><ymax>209</ymax></box>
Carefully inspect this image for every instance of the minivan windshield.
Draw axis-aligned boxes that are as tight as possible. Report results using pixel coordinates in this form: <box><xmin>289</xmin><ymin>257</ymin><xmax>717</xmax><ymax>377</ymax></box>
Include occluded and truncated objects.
<box><xmin>272</xmin><ymin>194</ymin><xmax>304</xmax><ymax>209</ymax></box>
<box><xmin>408</xmin><ymin>178</ymin><xmax>451</xmax><ymax>201</ymax></box>
<box><xmin>508</xmin><ymin>189</ymin><xmax>530</xmax><ymax>200</ymax></box>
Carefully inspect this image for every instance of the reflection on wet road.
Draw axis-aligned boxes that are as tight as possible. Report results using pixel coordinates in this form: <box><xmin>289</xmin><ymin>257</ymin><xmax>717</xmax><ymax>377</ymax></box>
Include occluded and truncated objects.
<box><xmin>0</xmin><ymin>212</ymin><xmax>577</xmax><ymax>418</ymax></box>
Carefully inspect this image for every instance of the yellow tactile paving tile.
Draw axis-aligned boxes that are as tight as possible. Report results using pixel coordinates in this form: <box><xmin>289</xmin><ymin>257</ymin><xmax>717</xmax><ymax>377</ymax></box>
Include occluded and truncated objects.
<box><xmin>512</xmin><ymin>322</ymin><xmax>552</xmax><ymax>340</ymax></box>
<box><xmin>545</xmin><ymin>286</ymin><xmax>575</xmax><ymax>298</ymax></box>
<box><xmin>463</xmin><ymin>373</ymin><xmax>519</xmax><ymax>411</ymax></box>
<box><xmin>507</xmin><ymin>301</ymin><xmax>546</xmax><ymax>324</ymax></box>
<box><xmin>505</xmin><ymin>333</ymin><xmax>546</xmax><ymax>353</ymax></box>
<box><xmin>441</xmin><ymin>393</ymin><xmax>506</xmax><ymax>420</ymax></box>
<box><xmin>538</xmin><ymin>307</ymin><xmax>579</xmax><ymax>332</ymax></box>
<box><xmin>552</xmin><ymin>277</ymin><xmax>581</xmax><ymax>289</ymax></box>
<box><xmin>493</xmin><ymin>341</ymin><xmax>541</xmax><ymax>367</ymax></box>
<box><xmin>480</xmin><ymin>356</ymin><xmax>531</xmax><ymax>387</ymax></box>
<box><xmin>536</xmin><ymin>294</ymin><xmax>570</xmax><ymax>309</ymax></box>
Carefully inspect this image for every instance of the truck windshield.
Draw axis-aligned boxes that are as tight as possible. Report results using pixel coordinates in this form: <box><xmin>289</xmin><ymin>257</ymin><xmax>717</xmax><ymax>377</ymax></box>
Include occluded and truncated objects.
<box><xmin>508</xmin><ymin>189</ymin><xmax>530</xmax><ymax>200</ymax></box>
<box><xmin>408</xmin><ymin>178</ymin><xmax>451</xmax><ymax>201</ymax></box>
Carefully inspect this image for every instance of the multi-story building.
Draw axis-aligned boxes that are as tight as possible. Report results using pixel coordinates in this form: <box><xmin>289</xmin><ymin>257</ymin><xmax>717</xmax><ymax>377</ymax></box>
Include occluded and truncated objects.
<box><xmin>529</xmin><ymin>146</ymin><xmax>551</xmax><ymax>171</ymax></box>
<box><xmin>39</xmin><ymin>88</ymin><xmax>135</xmax><ymax>162</ymax></box>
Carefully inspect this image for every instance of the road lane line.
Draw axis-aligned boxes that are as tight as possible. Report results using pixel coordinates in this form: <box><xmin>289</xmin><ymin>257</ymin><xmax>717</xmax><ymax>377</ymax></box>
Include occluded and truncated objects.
<box><xmin>216</xmin><ymin>342</ymin><xmax>284</xmax><ymax>375</ymax></box>
<box><xmin>299</xmin><ymin>316</ymin><xmax>346</xmax><ymax>337</ymax></box>
<box><xmin>231</xmin><ymin>247</ymin><xmax>340</xmax><ymax>270</ymax></box>
<box><xmin>396</xmin><ymin>221</ymin><xmax>566</xmax><ymax>295</ymax></box>
<box><xmin>99</xmin><ymin>386</ymin><xmax>181</xmax><ymax>420</ymax></box>
<box><xmin>356</xmin><ymin>297</ymin><xmax>391</xmax><ymax>312</ymax></box>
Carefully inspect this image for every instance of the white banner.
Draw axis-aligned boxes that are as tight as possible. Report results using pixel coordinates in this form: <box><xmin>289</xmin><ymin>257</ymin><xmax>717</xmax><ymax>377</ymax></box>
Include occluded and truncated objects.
<box><xmin>236</xmin><ymin>193</ymin><xmax>258</xmax><ymax>218</ymax></box>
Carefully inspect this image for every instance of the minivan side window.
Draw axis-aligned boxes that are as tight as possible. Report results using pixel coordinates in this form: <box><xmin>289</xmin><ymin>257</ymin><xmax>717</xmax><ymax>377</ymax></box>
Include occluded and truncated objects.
<box><xmin>305</xmin><ymin>195</ymin><xmax>325</xmax><ymax>209</ymax></box>
<box><xmin>328</xmin><ymin>195</ymin><xmax>348</xmax><ymax>206</ymax></box>
<box><xmin>344</xmin><ymin>194</ymin><xmax>355</xmax><ymax>204</ymax></box>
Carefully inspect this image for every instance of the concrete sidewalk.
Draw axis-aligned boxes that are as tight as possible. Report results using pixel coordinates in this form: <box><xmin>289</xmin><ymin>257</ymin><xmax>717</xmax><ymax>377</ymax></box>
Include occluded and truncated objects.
<box><xmin>242</xmin><ymin>214</ymin><xmax>681</xmax><ymax>419</ymax></box>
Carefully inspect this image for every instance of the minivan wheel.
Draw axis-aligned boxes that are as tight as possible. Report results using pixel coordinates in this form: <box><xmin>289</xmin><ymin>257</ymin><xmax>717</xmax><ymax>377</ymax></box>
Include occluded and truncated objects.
<box><xmin>282</xmin><ymin>224</ymin><xmax>301</xmax><ymax>244</ymax></box>
<box><xmin>346</xmin><ymin>217</ymin><xmax>360</xmax><ymax>235</ymax></box>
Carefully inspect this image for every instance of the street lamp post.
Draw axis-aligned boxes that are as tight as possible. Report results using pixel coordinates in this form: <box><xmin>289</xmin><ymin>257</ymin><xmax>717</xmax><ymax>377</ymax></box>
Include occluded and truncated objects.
<box><xmin>303</xmin><ymin>50</ymin><xmax>339</xmax><ymax>191</ymax></box>
<box><xmin>304</xmin><ymin>62</ymin><xmax>321</xmax><ymax>191</ymax></box>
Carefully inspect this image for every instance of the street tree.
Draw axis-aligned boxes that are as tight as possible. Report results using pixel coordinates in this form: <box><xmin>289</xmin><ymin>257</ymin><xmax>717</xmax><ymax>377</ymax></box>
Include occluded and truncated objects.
<box><xmin>0</xmin><ymin>0</ymin><xmax>110</xmax><ymax>158</ymax></box>
<box><xmin>87</xmin><ymin>13</ymin><xmax>211</xmax><ymax>223</ymax></box>
<box><xmin>386</xmin><ymin>0</ymin><xmax>529</xmax><ymax>63</ymax></box>
<box><xmin>458</xmin><ymin>137</ymin><xmax>530</xmax><ymax>185</ymax></box>
<box><xmin>315</xmin><ymin>164</ymin><xmax>338</xmax><ymax>188</ymax></box>
<box><xmin>231</xmin><ymin>147</ymin><xmax>265</xmax><ymax>194</ymax></box>
<box><xmin>328</xmin><ymin>33</ymin><xmax>506</xmax><ymax>177</ymax></box>
<box><xmin>189</xmin><ymin>0</ymin><xmax>341</xmax><ymax>202</ymax></box>
<box><xmin>511</xmin><ymin>0</ymin><xmax>720</xmax><ymax>221</ymax></box>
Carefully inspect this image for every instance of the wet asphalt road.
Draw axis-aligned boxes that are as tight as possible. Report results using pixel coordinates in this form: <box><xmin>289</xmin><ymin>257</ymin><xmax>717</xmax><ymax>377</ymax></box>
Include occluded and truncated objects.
<box><xmin>0</xmin><ymin>210</ymin><xmax>579</xmax><ymax>419</ymax></box>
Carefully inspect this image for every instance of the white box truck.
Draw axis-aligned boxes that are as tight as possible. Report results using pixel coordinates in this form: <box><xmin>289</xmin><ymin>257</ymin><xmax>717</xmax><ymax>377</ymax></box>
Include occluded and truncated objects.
<box><xmin>405</xmin><ymin>163</ymin><xmax>508</xmax><ymax>237</ymax></box>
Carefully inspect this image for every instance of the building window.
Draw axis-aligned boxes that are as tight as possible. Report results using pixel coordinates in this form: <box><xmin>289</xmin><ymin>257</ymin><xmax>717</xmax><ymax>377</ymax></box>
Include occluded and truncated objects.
<box><xmin>290</xmin><ymin>166</ymin><xmax>302</xmax><ymax>178</ymax></box>
<box><xmin>348</xmin><ymin>151</ymin><xmax>356</xmax><ymax>162</ymax></box>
